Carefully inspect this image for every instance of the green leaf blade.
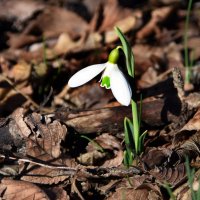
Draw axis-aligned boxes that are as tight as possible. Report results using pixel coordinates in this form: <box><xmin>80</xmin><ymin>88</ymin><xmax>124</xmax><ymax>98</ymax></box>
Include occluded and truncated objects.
<box><xmin>114</xmin><ymin>26</ymin><xmax>135</xmax><ymax>78</ymax></box>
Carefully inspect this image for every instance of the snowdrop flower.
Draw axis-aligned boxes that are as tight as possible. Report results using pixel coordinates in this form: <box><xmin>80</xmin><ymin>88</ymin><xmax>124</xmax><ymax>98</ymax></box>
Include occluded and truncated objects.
<box><xmin>68</xmin><ymin>48</ymin><xmax>132</xmax><ymax>106</ymax></box>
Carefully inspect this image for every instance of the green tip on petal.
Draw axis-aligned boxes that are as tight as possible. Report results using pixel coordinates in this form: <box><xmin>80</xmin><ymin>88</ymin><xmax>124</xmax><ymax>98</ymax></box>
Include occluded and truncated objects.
<box><xmin>100</xmin><ymin>76</ymin><xmax>110</xmax><ymax>89</ymax></box>
<box><xmin>108</xmin><ymin>48</ymin><xmax>119</xmax><ymax>64</ymax></box>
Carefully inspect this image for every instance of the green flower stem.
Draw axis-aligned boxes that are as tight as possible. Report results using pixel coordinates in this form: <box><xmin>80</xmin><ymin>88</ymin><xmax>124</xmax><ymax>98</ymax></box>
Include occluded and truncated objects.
<box><xmin>131</xmin><ymin>99</ymin><xmax>139</xmax><ymax>154</ymax></box>
<box><xmin>115</xmin><ymin>26</ymin><xmax>143</xmax><ymax>164</ymax></box>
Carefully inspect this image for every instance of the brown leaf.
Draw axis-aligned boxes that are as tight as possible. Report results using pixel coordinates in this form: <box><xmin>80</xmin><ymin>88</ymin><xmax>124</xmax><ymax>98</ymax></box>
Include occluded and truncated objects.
<box><xmin>8</xmin><ymin>6</ymin><xmax>88</xmax><ymax>49</ymax></box>
<box><xmin>180</xmin><ymin>108</ymin><xmax>200</xmax><ymax>132</ymax></box>
<box><xmin>8</xmin><ymin>110</ymin><xmax>74</xmax><ymax>185</ymax></box>
<box><xmin>138</xmin><ymin>66</ymin><xmax>161</xmax><ymax>89</ymax></box>
<box><xmin>78</xmin><ymin>133</ymin><xmax>123</xmax><ymax>167</ymax></box>
<box><xmin>0</xmin><ymin>0</ymin><xmax>44</xmax><ymax>28</ymax></box>
<box><xmin>44</xmin><ymin>186</ymin><xmax>70</xmax><ymax>200</ymax></box>
<box><xmin>114</xmin><ymin>175</ymin><xmax>150</xmax><ymax>190</ymax></box>
<box><xmin>150</xmin><ymin>163</ymin><xmax>186</xmax><ymax>187</ymax></box>
<box><xmin>175</xmin><ymin>130</ymin><xmax>200</xmax><ymax>161</ymax></box>
<box><xmin>107</xmin><ymin>183</ymin><xmax>162</xmax><ymax>200</ymax></box>
<box><xmin>53</xmin><ymin>33</ymin><xmax>81</xmax><ymax>55</ymax></box>
<box><xmin>9</xmin><ymin>60</ymin><xmax>31</xmax><ymax>82</ymax></box>
<box><xmin>104</xmin><ymin>15</ymin><xmax>138</xmax><ymax>44</ymax></box>
<box><xmin>96</xmin><ymin>0</ymin><xmax>133</xmax><ymax>32</ymax></box>
<box><xmin>0</xmin><ymin>72</ymin><xmax>33</xmax><ymax>115</ymax></box>
<box><xmin>56</xmin><ymin>98</ymin><xmax>182</xmax><ymax>134</ymax></box>
<box><xmin>173</xmin><ymin>181</ymin><xmax>191</xmax><ymax>200</ymax></box>
<box><xmin>24</xmin><ymin>112</ymin><xmax>67</xmax><ymax>158</ymax></box>
<box><xmin>19</xmin><ymin>161</ymin><xmax>71</xmax><ymax>185</ymax></box>
<box><xmin>141</xmin><ymin>147</ymin><xmax>173</xmax><ymax>169</ymax></box>
<box><xmin>11</xmin><ymin>107</ymin><xmax>31</xmax><ymax>138</ymax></box>
<box><xmin>66</xmin><ymin>83</ymin><xmax>113</xmax><ymax>109</ymax></box>
<box><xmin>78</xmin><ymin>150</ymin><xmax>106</xmax><ymax>166</ymax></box>
<box><xmin>0</xmin><ymin>179</ymin><xmax>49</xmax><ymax>200</ymax></box>
<box><xmin>136</xmin><ymin>6</ymin><xmax>174</xmax><ymax>40</ymax></box>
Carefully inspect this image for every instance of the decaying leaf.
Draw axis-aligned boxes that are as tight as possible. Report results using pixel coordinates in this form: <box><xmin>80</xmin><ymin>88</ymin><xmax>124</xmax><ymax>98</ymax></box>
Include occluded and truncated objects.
<box><xmin>64</xmin><ymin>83</ymin><xmax>113</xmax><ymax>109</ymax></box>
<box><xmin>44</xmin><ymin>186</ymin><xmax>70</xmax><ymax>200</ymax></box>
<box><xmin>150</xmin><ymin>163</ymin><xmax>186</xmax><ymax>187</ymax></box>
<box><xmin>107</xmin><ymin>183</ymin><xmax>163</xmax><ymax>200</ymax></box>
<box><xmin>78</xmin><ymin>133</ymin><xmax>123</xmax><ymax>167</ymax></box>
<box><xmin>1</xmin><ymin>1</ymin><xmax>200</xmax><ymax>199</ymax></box>
<box><xmin>136</xmin><ymin>6</ymin><xmax>174</xmax><ymax>40</ymax></box>
<box><xmin>141</xmin><ymin>147</ymin><xmax>173</xmax><ymax>169</ymax></box>
<box><xmin>0</xmin><ymin>179</ymin><xmax>49</xmax><ymax>200</ymax></box>
<box><xmin>19</xmin><ymin>161</ymin><xmax>71</xmax><ymax>185</ymax></box>
<box><xmin>4</xmin><ymin>108</ymin><xmax>75</xmax><ymax>185</ymax></box>
<box><xmin>175</xmin><ymin>130</ymin><xmax>200</xmax><ymax>161</ymax></box>
<box><xmin>24</xmin><ymin>112</ymin><xmax>67</xmax><ymax>158</ymax></box>
<box><xmin>180</xmin><ymin>108</ymin><xmax>200</xmax><ymax>132</ymax></box>
<box><xmin>7</xmin><ymin>6</ymin><xmax>88</xmax><ymax>49</ymax></box>
<box><xmin>8</xmin><ymin>60</ymin><xmax>31</xmax><ymax>82</ymax></box>
<box><xmin>0</xmin><ymin>0</ymin><xmax>44</xmax><ymax>30</ymax></box>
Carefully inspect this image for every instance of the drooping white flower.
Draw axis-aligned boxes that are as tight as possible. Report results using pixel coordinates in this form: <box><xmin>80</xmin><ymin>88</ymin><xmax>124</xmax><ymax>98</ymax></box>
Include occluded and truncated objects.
<box><xmin>68</xmin><ymin>48</ymin><xmax>132</xmax><ymax>106</ymax></box>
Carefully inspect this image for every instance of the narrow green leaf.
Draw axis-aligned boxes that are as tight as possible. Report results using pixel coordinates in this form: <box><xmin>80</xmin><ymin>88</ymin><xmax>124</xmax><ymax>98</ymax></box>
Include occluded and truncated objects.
<box><xmin>138</xmin><ymin>130</ymin><xmax>147</xmax><ymax>153</ymax></box>
<box><xmin>163</xmin><ymin>182</ymin><xmax>176</xmax><ymax>200</ymax></box>
<box><xmin>131</xmin><ymin>99</ymin><xmax>139</xmax><ymax>154</ymax></box>
<box><xmin>114</xmin><ymin>26</ymin><xmax>135</xmax><ymax>77</ymax></box>
<box><xmin>81</xmin><ymin>135</ymin><xmax>104</xmax><ymax>153</ymax></box>
<box><xmin>124</xmin><ymin>117</ymin><xmax>134</xmax><ymax>149</ymax></box>
<box><xmin>123</xmin><ymin>150</ymin><xmax>133</xmax><ymax>167</ymax></box>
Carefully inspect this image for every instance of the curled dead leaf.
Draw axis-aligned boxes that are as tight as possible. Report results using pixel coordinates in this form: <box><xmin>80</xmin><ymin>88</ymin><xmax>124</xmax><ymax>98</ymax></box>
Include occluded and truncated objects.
<box><xmin>175</xmin><ymin>130</ymin><xmax>200</xmax><ymax>161</ymax></box>
<box><xmin>180</xmin><ymin>108</ymin><xmax>200</xmax><ymax>132</ymax></box>
<box><xmin>150</xmin><ymin>163</ymin><xmax>186</xmax><ymax>187</ymax></box>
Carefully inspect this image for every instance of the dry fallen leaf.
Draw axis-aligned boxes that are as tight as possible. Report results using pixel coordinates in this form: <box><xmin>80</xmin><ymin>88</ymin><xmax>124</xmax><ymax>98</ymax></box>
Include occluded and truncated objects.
<box><xmin>180</xmin><ymin>108</ymin><xmax>200</xmax><ymax>132</ymax></box>
<box><xmin>150</xmin><ymin>163</ymin><xmax>186</xmax><ymax>187</ymax></box>
<box><xmin>141</xmin><ymin>147</ymin><xmax>173</xmax><ymax>169</ymax></box>
<box><xmin>24</xmin><ymin>112</ymin><xmax>67</xmax><ymax>158</ymax></box>
<box><xmin>136</xmin><ymin>6</ymin><xmax>174</xmax><ymax>40</ymax></box>
<box><xmin>107</xmin><ymin>183</ymin><xmax>163</xmax><ymax>200</ymax></box>
<box><xmin>8</xmin><ymin>60</ymin><xmax>31</xmax><ymax>82</ymax></box>
<box><xmin>8</xmin><ymin>6</ymin><xmax>88</xmax><ymax>49</ymax></box>
<box><xmin>0</xmin><ymin>179</ymin><xmax>49</xmax><ymax>200</ymax></box>
<box><xmin>44</xmin><ymin>186</ymin><xmax>70</xmax><ymax>200</ymax></box>
<box><xmin>78</xmin><ymin>133</ymin><xmax>123</xmax><ymax>167</ymax></box>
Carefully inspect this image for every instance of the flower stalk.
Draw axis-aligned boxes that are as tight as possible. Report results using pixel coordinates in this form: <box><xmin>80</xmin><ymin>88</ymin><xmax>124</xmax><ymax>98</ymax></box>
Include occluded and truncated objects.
<box><xmin>131</xmin><ymin>100</ymin><xmax>139</xmax><ymax>155</ymax></box>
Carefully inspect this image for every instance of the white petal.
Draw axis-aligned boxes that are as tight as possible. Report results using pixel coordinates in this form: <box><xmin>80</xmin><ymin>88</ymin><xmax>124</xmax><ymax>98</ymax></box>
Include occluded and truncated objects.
<box><xmin>110</xmin><ymin>66</ymin><xmax>132</xmax><ymax>106</ymax></box>
<box><xmin>68</xmin><ymin>64</ymin><xmax>106</xmax><ymax>87</ymax></box>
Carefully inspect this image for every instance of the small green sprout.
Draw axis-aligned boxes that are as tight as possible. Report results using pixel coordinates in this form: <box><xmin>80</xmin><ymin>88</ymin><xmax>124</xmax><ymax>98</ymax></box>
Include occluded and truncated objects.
<box><xmin>185</xmin><ymin>157</ymin><xmax>200</xmax><ymax>200</ymax></box>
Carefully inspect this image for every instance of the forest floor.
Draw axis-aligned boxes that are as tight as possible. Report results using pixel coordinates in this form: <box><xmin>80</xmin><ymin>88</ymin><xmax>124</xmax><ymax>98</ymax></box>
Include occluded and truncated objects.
<box><xmin>0</xmin><ymin>0</ymin><xmax>200</xmax><ymax>199</ymax></box>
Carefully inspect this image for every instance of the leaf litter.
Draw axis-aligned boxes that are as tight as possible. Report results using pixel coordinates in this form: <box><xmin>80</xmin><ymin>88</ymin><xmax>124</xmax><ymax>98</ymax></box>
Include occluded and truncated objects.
<box><xmin>1</xmin><ymin>0</ymin><xmax>200</xmax><ymax>199</ymax></box>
